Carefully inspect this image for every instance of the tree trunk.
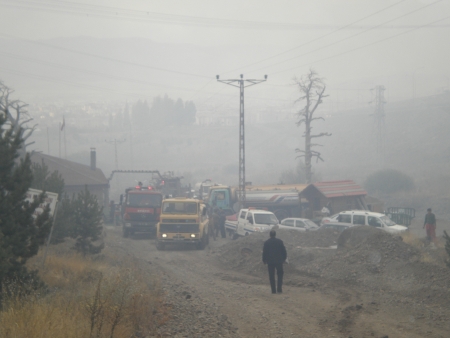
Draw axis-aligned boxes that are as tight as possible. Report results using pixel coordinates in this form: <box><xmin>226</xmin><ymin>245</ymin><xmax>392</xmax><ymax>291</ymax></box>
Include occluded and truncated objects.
<box><xmin>305</xmin><ymin>121</ymin><xmax>312</xmax><ymax>184</ymax></box>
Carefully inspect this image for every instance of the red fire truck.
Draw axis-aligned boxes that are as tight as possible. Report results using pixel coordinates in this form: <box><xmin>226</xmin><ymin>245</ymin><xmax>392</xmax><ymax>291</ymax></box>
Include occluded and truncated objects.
<box><xmin>120</xmin><ymin>183</ymin><xmax>163</xmax><ymax>238</ymax></box>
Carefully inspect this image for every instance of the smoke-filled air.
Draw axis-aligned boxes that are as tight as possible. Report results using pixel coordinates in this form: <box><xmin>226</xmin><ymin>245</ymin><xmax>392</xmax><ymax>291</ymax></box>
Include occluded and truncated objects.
<box><xmin>0</xmin><ymin>1</ymin><xmax>449</xmax><ymax>337</ymax></box>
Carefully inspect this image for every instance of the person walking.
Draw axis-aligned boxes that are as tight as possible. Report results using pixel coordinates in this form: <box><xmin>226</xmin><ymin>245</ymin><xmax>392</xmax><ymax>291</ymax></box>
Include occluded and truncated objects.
<box><xmin>212</xmin><ymin>207</ymin><xmax>220</xmax><ymax>241</ymax></box>
<box><xmin>262</xmin><ymin>230</ymin><xmax>287</xmax><ymax>294</ymax></box>
<box><xmin>423</xmin><ymin>208</ymin><xmax>437</xmax><ymax>244</ymax></box>
<box><xmin>218</xmin><ymin>208</ymin><xmax>227</xmax><ymax>238</ymax></box>
<box><xmin>208</xmin><ymin>206</ymin><xmax>216</xmax><ymax>241</ymax></box>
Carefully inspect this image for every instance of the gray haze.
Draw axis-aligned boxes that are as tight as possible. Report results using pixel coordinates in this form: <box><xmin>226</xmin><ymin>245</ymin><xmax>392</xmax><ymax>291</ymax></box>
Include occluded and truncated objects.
<box><xmin>1</xmin><ymin>0</ymin><xmax>449</xmax><ymax>214</ymax></box>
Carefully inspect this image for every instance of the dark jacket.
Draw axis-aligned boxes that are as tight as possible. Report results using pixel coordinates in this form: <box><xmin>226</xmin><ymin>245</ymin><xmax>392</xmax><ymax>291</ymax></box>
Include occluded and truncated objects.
<box><xmin>262</xmin><ymin>237</ymin><xmax>287</xmax><ymax>265</ymax></box>
<box><xmin>424</xmin><ymin>213</ymin><xmax>436</xmax><ymax>226</ymax></box>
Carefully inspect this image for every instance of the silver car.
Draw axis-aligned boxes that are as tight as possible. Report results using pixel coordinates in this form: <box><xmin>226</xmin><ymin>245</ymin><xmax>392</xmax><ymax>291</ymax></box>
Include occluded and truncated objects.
<box><xmin>319</xmin><ymin>222</ymin><xmax>354</xmax><ymax>233</ymax></box>
<box><xmin>278</xmin><ymin>218</ymin><xmax>319</xmax><ymax>231</ymax></box>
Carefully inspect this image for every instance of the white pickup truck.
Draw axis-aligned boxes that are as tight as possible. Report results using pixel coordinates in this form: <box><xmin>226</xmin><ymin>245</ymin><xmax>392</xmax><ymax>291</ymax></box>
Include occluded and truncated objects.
<box><xmin>225</xmin><ymin>208</ymin><xmax>279</xmax><ymax>237</ymax></box>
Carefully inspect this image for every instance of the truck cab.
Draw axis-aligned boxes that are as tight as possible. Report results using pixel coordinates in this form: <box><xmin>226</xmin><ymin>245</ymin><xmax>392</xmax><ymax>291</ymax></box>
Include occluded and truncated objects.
<box><xmin>156</xmin><ymin>198</ymin><xmax>209</xmax><ymax>250</ymax></box>
<box><xmin>230</xmin><ymin>208</ymin><xmax>279</xmax><ymax>237</ymax></box>
<box><xmin>207</xmin><ymin>185</ymin><xmax>233</xmax><ymax>211</ymax></box>
<box><xmin>121</xmin><ymin>185</ymin><xmax>163</xmax><ymax>238</ymax></box>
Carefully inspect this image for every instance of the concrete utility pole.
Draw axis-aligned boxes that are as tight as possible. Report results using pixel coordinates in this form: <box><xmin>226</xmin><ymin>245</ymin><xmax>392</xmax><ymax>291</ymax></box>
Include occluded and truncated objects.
<box><xmin>216</xmin><ymin>74</ymin><xmax>267</xmax><ymax>211</ymax></box>
<box><xmin>371</xmin><ymin>85</ymin><xmax>386</xmax><ymax>163</ymax></box>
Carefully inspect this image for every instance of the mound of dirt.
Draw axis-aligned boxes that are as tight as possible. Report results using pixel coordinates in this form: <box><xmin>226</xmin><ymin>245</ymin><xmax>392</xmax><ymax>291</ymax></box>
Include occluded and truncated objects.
<box><xmin>337</xmin><ymin>226</ymin><xmax>421</xmax><ymax>263</ymax></box>
<box><xmin>215</xmin><ymin>228</ymin><xmax>340</xmax><ymax>277</ymax></box>
<box><xmin>298</xmin><ymin>227</ymin><xmax>450</xmax><ymax>306</ymax></box>
<box><xmin>216</xmin><ymin>226</ymin><xmax>450</xmax><ymax>307</ymax></box>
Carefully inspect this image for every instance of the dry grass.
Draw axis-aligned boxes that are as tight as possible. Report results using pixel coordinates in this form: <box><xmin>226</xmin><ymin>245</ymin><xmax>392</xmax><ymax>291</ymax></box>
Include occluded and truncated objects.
<box><xmin>0</xmin><ymin>245</ymin><xmax>168</xmax><ymax>338</ymax></box>
<box><xmin>401</xmin><ymin>231</ymin><xmax>424</xmax><ymax>249</ymax></box>
<box><xmin>400</xmin><ymin>231</ymin><xmax>449</xmax><ymax>266</ymax></box>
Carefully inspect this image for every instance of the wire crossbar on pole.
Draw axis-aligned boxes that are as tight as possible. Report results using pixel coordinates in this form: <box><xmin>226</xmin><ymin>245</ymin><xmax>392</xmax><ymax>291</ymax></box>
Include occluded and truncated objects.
<box><xmin>216</xmin><ymin>74</ymin><xmax>267</xmax><ymax>212</ymax></box>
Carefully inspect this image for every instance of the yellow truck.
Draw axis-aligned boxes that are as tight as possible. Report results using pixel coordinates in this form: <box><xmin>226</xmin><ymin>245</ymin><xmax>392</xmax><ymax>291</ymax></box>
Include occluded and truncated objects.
<box><xmin>156</xmin><ymin>198</ymin><xmax>209</xmax><ymax>250</ymax></box>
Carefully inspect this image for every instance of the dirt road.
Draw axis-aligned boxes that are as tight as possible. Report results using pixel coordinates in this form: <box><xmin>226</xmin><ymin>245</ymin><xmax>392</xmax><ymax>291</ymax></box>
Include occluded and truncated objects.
<box><xmin>105</xmin><ymin>226</ymin><xmax>449</xmax><ymax>338</ymax></box>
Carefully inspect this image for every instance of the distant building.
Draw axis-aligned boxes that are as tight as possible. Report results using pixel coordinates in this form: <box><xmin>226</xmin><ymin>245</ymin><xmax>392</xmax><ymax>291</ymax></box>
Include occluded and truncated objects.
<box><xmin>30</xmin><ymin>149</ymin><xmax>109</xmax><ymax>208</ymax></box>
<box><xmin>300</xmin><ymin>180</ymin><xmax>368</xmax><ymax>218</ymax></box>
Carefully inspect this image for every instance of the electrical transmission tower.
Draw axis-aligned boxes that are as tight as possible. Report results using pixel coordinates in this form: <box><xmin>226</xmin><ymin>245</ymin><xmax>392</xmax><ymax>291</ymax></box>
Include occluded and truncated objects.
<box><xmin>371</xmin><ymin>85</ymin><xmax>386</xmax><ymax>162</ymax></box>
<box><xmin>216</xmin><ymin>74</ymin><xmax>267</xmax><ymax>211</ymax></box>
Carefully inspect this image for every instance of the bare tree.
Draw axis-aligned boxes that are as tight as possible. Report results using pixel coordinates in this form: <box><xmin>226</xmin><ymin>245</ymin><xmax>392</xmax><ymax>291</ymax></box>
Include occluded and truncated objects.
<box><xmin>0</xmin><ymin>81</ymin><xmax>36</xmax><ymax>152</ymax></box>
<box><xmin>294</xmin><ymin>69</ymin><xmax>331</xmax><ymax>184</ymax></box>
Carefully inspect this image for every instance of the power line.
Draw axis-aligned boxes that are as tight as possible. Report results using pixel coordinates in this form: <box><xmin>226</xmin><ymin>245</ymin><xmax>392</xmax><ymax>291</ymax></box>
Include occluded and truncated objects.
<box><xmin>0</xmin><ymin>67</ymin><xmax>154</xmax><ymax>99</ymax></box>
<box><xmin>0</xmin><ymin>33</ymin><xmax>210</xmax><ymax>79</ymax></box>
<box><xmin>216</xmin><ymin>74</ymin><xmax>267</xmax><ymax>211</ymax></box>
<box><xmin>0</xmin><ymin>66</ymin><xmax>291</xmax><ymax>103</ymax></box>
<box><xmin>246</xmin><ymin>0</ymin><xmax>445</xmax><ymax>74</ymax></box>
<box><xmin>1</xmin><ymin>0</ymin><xmax>448</xmax><ymax>31</ymax></box>
<box><xmin>222</xmin><ymin>0</ymin><xmax>408</xmax><ymax>74</ymax></box>
<box><xmin>270</xmin><ymin>15</ymin><xmax>450</xmax><ymax>76</ymax></box>
<box><xmin>0</xmin><ymin>50</ymin><xmax>210</xmax><ymax>92</ymax></box>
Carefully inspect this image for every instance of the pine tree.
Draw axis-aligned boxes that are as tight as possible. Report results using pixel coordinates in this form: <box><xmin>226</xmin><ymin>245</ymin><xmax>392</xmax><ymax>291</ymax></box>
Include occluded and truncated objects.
<box><xmin>71</xmin><ymin>186</ymin><xmax>104</xmax><ymax>256</ymax></box>
<box><xmin>0</xmin><ymin>113</ymin><xmax>51</xmax><ymax>300</ymax></box>
<box><xmin>50</xmin><ymin>194</ymin><xmax>74</xmax><ymax>244</ymax></box>
<box><xmin>31</xmin><ymin>159</ymin><xmax>65</xmax><ymax>196</ymax></box>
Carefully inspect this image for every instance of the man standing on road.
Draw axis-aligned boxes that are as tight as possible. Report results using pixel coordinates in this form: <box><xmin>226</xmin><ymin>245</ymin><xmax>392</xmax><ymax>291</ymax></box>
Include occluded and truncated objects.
<box><xmin>207</xmin><ymin>205</ymin><xmax>216</xmax><ymax>241</ymax></box>
<box><xmin>262</xmin><ymin>230</ymin><xmax>287</xmax><ymax>294</ymax></box>
<box><xmin>423</xmin><ymin>208</ymin><xmax>437</xmax><ymax>244</ymax></box>
<box><xmin>218</xmin><ymin>208</ymin><xmax>227</xmax><ymax>239</ymax></box>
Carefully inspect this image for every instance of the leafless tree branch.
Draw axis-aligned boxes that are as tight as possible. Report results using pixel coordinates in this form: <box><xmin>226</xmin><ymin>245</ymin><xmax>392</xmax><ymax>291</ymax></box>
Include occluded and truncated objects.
<box><xmin>293</xmin><ymin>69</ymin><xmax>330</xmax><ymax>183</ymax></box>
<box><xmin>0</xmin><ymin>81</ymin><xmax>35</xmax><ymax>151</ymax></box>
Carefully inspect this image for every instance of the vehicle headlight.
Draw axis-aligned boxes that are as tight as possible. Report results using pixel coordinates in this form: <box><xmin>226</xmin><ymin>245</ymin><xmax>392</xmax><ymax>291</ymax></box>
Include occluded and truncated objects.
<box><xmin>162</xmin><ymin>234</ymin><xmax>167</xmax><ymax>238</ymax></box>
<box><xmin>190</xmin><ymin>234</ymin><xmax>196</xmax><ymax>238</ymax></box>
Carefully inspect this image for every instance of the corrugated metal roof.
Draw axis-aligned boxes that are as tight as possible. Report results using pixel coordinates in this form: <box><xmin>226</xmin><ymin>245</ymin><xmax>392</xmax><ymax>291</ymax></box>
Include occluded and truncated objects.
<box><xmin>305</xmin><ymin>180</ymin><xmax>367</xmax><ymax>198</ymax></box>
<box><xmin>246</xmin><ymin>184</ymin><xmax>307</xmax><ymax>192</ymax></box>
<box><xmin>30</xmin><ymin>153</ymin><xmax>109</xmax><ymax>187</ymax></box>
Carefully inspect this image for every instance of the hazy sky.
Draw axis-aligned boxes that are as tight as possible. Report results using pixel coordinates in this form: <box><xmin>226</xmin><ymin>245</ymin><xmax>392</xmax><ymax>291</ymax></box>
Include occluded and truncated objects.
<box><xmin>0</xmin><ymin>0</ymin><xmax>449</xmax><ymax>105</ymax></box>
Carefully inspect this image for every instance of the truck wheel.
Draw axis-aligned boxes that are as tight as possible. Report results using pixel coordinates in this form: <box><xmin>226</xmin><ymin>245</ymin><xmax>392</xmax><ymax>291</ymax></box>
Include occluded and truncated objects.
<box><xmin>123</xmin><ymin>227</ymin><xmax>129</xmax><ymax>238</ymax></box>
<box><xmin>196</xmin><ymin>241</ymin><xmax>205</xmax><ymax>250</ymax></box>
<box><xmin>232</xmin><ymin>232</ymin><xmax>239</xmax><ymax>240</ymax></box>
<box><xmin>156</xmin><ymin>242</ymin><xmax>165</xmax><ymax>251</ymax></box>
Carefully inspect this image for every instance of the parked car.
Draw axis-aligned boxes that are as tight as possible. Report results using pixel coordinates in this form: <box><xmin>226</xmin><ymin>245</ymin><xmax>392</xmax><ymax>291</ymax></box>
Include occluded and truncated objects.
<box><xmin>335</xmin><ymin>210</ymin><xmax>407</xmax><ymax>233</ymax></box>
<box><xmin>278</xmin><ymin>218</ymin><xmax>319</xmax><ymax>231</ymax></box>
<box><xmin>319</xmin><ymin>222</ymin><xmax>354</xmax><ymax>233</ymax></box>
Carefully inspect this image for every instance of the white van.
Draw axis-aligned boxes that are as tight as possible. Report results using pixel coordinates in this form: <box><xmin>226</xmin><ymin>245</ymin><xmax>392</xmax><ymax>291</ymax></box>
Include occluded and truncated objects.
<box><xmin>226</xmin><ymin>208</ymin><xmax>278</xmax><ymax>237</ymax></box>
<box><xmin>337</xmin><ymin>210</ymin><xmax>407</xmax><ymax>233</ymax></box>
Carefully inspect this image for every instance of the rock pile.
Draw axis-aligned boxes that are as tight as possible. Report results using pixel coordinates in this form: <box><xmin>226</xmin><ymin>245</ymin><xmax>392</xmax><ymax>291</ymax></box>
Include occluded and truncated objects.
<box><xmin>215</xmin><ymin>228</ymin><xmax>340</xmax><ymax>277</ymax></box>
<box><xmin>215</xmin><ymin>226</ymin><xmax>450</xmax><ymax>306</ymax></box>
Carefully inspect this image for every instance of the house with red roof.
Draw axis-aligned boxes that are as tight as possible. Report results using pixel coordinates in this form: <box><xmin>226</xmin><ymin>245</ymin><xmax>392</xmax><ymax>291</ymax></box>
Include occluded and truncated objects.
<box><xmin>300</xmin><ymin>180</ymin><xmax>368</xmax><ymax>218</ymax></box>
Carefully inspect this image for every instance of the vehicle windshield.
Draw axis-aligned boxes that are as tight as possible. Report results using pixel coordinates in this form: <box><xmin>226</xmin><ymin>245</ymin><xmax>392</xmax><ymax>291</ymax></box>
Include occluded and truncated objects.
<box><xmin>305</xmin><ymin>220</ymin><xmax>319</xmax><ymax>228</ymax></box>
<box><xmin>127</xmin><ymin>194</ymin><xmax>162</xmax><ymax>208</ymax></box>
<box><xmin>381</xmin><ymin>215</ymin><xmax>397</xmax><ymax>226</ymax></box>
<box><xmin>254</xmin><ymin>213</ymin><xmax>279</xmax><ymax>225</ymax></box>
<box><xmin>162</xmin><ymin>202</ymin><xmax>198</xmax><ymax>214</ymax></box>
<box><xmin>329</xmin><ymin>213</ymin><xmax>339</xmax><ymax>220</ymax></box>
